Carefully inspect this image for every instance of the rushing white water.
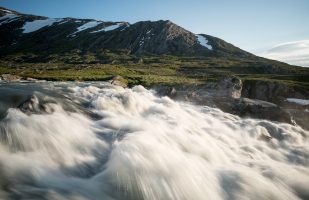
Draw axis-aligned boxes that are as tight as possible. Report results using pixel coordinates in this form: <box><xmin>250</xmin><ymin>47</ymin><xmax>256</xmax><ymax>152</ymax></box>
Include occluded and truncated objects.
<box><xmin>0</xmin><ymin>82</ymin><xmax>308</xmax><ymax>200</ymax></box>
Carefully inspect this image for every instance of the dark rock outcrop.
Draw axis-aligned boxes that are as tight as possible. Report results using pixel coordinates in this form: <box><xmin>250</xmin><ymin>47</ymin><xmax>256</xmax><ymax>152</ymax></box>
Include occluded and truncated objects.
<box><xmin>155</xmin><ymin>76</ymin><xmax>308</xmax><ymax>128</ymax></box>
<box><xmin>242</xmin><ymin>79</ymin><xmax>309</xmax><ymax>104</ymax></box>
<box><xmin>156</xmin><ymin>75</ymin><xmax>242</xmax><ymax>100</ymax></box>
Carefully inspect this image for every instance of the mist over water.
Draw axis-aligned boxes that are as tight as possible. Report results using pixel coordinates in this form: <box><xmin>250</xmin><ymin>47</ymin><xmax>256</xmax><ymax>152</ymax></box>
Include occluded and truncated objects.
<box><xmin>0</xmin><ymin>82</ymin><xmax>309</xmax><ymax>200</ymax></box>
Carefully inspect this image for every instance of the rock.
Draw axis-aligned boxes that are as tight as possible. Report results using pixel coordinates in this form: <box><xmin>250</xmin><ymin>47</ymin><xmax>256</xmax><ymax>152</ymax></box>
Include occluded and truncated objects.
<box><xmin>108</xmin><ymin>75</ymin><xmax>128</xmax><ymax>88</ymax></box>
<box><xmin>215</xmin><ymin>75</ymin><xmax>242</xmax><ymax>98</ymax></box>
<box><xmin>257</xmin><ymin>127</ymin><xmax>273</xmax><ymax>141</ymax></box>
<box><xmin>242</xmin><ymin>79</ymin><xmax>309</xmax><ymax>104</ymax></box>
<box><xmin>155</xmin><ymin>86</ymin><xmax>177</xmax><ymax>98</ymax></box>
<box><xmin>0</xmin><ymin>74</ymin><xmax>22</xmax><ymax>82</ymax></box>
<box><xmin>153</xmin><ymin>78</ymin><xmax>307</xmax><ymax>128</ymax></box>
<box><xmin>284</xmin><ymin>108</ymin><xmax>309</xmax><ymax>130</ymax></box>
<box><xmin>0</xmin><ymin>74</ymin><xmax>39</xmax><ymax>82</ymax></box>
<box><xmin>232</xmin><ymin>98</ymin><xmax>292</xmax><ymax>123</ymax></box>
<box><xmin>19</xmin><ymin>95</ymin><xmax>41</xmax><ymax>114</ymax></box>
<box><xmin>155</xmin><ymin>76</ymin><xmax>242</xmax><ymax>101</ymax></box>
<box><xmin>26</xmin><ymin>77</ymin><xmax>38</xmax><ymax>82</ymax></box>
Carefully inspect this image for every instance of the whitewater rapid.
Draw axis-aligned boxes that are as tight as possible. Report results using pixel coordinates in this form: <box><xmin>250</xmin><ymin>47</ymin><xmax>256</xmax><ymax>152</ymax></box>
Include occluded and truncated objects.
<box><xmin>0</xmin><ymin>82</ymin><xmax>308</xmax><ymax>200</ymax></box>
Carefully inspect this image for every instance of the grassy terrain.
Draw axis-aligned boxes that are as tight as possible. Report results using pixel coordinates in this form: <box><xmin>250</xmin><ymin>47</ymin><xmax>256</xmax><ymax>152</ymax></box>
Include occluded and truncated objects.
<box><xmin>1</xmin><ymin>53</ymin><xmax>309</xmax><ymax>88</ymax></box>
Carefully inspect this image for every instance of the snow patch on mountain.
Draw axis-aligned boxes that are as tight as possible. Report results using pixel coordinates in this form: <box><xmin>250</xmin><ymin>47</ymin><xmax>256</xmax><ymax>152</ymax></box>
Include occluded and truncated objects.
<box><xmin>90</xmin><ymin>23</ymin><xmax>123</xmax><ymax>33</ymax></box>
<box><xmin>22</xmin><ymin>18</ymin><xmax>61</xmax><ymax>33</ymax></box>
<box><xmin>72</xmin><ymin>21</ymin><xmax>102</xmax><ymax>35</ymax></box>
<box><xmin>57</xmin><ymin>19</ymin><xmax>68</xmax><ymax>25</ymax></box>
<box><xmin>1</xmin><ymin>8</ymin><xmax>13</xmax><ymax>14</ymax></box>
<box><xmin>197</xmin><ymin>34</ymin><xmax>213</xmax><ymax>50</ymax></box>
<box><xmin>139</xmin><ymin>36</ymin><xmax>145</xmax><ymax>46</ymax></box>
<box><xmin>0</xmin><ymin>14</ymin><xmax>17</xmax><ymax>21</ymax></box>
<box><xmin>0</xmin><ymin>14</ymin><xmax>19</xmax><ymax>25</ymax></box>
<box><xmin>146</xmin><ymin>29</ymin><xmax>152</xmax><ymax>34</ymax></box>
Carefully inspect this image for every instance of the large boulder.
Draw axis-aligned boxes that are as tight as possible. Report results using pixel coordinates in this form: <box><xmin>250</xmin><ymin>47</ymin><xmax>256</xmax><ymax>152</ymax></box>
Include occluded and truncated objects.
<box><xmin>215</xmin><ymin>75</ymin><xmax>242</xmax><ymax>98</ymax></box>
<box><xmin>155</xmin><ymin>75</ymin><xmax>242</xmax><ymax>100</ymax></box>
<box><xmin>232</xmin><ymin>98</ymin><xmax>292</xmax><ymax>124</ymax></box>
<box><xmin>154</xmin><ymin>77</ymin><xmax>308</xmax><ymax>129</ymax></box>
<box><xmin>242</xmin><ymin>79</ymin><xmax>309</xmax><ymax>103</ymax></box>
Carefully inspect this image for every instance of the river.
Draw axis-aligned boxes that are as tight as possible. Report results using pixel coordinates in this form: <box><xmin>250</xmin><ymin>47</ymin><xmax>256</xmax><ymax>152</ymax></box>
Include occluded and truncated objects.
<box><xmin>0</xmin><ymin>82</ymin><xmax>308</xmax><ymax>200</ymax></box>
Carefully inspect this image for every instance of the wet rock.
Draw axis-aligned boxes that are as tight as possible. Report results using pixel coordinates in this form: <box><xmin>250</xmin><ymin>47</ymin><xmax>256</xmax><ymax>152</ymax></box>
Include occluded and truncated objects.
<box><xmin>284</xmin><ymin>108</ymin><xmax>309</xmax><ymax>131</ymax></box>
<box><xmin>19</xmin><ymin>95</ymin><xmax>41</xmax><ymax>114</ymax></box>
<box><xmin>232</xmin><ymin>98</ymin><xmax>292</xmax><ymax>124</ymax></box>
<box><xmin>258</xmin><ymin>127</ymin><xmax>273</xmax><ymax>142</ymax></box>
<box><xmin>157</xmin><ymin>87</ymin><xmax>177</xmax><ymax>98</ymax></box>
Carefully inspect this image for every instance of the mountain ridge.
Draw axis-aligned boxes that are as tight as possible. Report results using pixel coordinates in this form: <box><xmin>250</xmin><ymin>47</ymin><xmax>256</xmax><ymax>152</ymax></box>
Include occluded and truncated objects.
<box><xmin>0</xmin><ymin>6</ymin><xmax>257</xmax><ymax>58</ymax></box>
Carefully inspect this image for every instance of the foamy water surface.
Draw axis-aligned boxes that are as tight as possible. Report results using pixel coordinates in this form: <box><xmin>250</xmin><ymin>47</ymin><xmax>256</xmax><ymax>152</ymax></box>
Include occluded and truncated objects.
<box><xmin>0</xmin><ymin>82</ymin><xmax>308</xmax><ymax>200</ymax></box>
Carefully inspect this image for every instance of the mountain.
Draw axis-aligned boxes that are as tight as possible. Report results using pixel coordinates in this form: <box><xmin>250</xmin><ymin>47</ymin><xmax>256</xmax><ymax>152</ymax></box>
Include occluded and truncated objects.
<box><xmin>0</xmin><ymin>6</ymin><xmax>308</xmax><ymax>85</ymax></box>
<box><xmin>0</xmin><ymin>7</ymin><xmax>252</xmax><ymax>57</ymax></box>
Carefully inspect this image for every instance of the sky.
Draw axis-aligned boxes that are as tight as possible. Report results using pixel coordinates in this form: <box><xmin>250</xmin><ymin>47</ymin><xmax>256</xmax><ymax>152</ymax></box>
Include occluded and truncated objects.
<box><xmin>0</xmin><ymin>0</ymin><xmax>308</xmax><ymax>66</ymax></box>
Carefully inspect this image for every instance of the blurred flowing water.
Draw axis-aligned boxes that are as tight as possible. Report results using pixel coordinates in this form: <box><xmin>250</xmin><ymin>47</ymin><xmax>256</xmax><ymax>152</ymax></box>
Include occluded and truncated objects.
<box><xmin>0</xmin><ymin>82</ymin><xmax>308</xmax><ymax>200</ymax></box>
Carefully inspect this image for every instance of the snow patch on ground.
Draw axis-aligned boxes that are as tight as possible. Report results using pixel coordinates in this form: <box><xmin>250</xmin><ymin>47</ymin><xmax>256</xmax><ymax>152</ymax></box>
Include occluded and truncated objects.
<box><xmin>197</xmin><ymin>34</ymin><xmax>213</xmax><ymax>50</ymax></box>
<box><xmin>90</xmin><ymin>23</ymin><xmax>122</xmax><ymax>33</ymax></box>
<box><xmin>22</xmin><ymin>18</ymin><xmax>61</xmax><ymax>33</ymax></box>
<box><xmin>287</xmin><ymin>98</ymin><xmax>309</xmax><ymax>106</ymax></box>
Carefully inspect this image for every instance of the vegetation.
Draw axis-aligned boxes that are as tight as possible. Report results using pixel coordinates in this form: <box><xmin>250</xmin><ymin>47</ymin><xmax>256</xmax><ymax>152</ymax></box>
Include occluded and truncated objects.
<box><xmin>1</xmin><ymin>52</ymin><xmax>309</xmax><ymax>89</ymax></box>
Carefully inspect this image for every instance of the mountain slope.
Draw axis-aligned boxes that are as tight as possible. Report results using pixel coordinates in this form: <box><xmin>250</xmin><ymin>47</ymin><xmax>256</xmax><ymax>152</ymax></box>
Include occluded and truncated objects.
<box><xmin>0</xmin><ymin>7</ymin><xmax>255</xmax><ymax>58</ymax></box>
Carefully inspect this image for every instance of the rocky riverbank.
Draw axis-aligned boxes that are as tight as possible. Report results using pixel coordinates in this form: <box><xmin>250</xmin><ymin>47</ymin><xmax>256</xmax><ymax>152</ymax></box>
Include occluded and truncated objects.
<box><xmin>0</xmin><ymin>74</ymin><xmax>39</xmax><ymax>82</ymax></box>
<box><xmin>156</xmin><ymin>76</ymin><xmax>309</xmax><ymax>130</ymax></box>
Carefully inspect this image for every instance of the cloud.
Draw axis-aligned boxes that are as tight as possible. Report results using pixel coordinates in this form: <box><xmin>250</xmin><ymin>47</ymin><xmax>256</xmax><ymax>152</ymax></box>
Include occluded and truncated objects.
<box><xmin>258</xmin><ymin>40</ymin><xmax>309</xmax><ymax>67</ymax></box>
